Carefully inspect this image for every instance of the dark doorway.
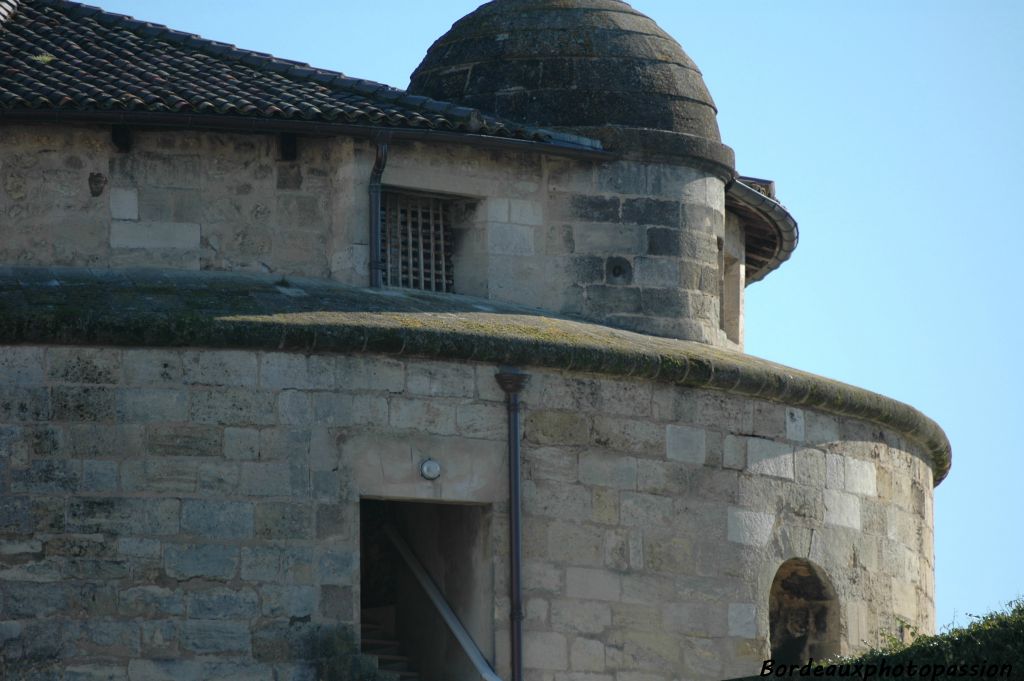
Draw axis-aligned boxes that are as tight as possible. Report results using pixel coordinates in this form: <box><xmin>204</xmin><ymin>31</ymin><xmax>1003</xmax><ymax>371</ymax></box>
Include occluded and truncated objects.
<box><xmin>359</xmin><ymin>499</ymin><xmax>494</xmax><ymax>681</ymax></box>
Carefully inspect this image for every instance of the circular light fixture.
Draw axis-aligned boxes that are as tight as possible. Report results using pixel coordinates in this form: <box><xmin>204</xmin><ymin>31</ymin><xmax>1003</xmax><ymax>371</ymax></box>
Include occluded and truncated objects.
<box><xmin>420</xmin><ymin>458</ymin><xmax>442</xmax><ymax>481</ymax></box>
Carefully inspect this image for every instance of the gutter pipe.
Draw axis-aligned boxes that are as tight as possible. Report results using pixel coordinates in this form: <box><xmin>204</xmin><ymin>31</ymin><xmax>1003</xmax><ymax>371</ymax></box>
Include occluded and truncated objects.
<box><xmin>369</xmin><ymin>136</ymin><xmax>390</xmax><ymax>288</ymax></box>
<box><xmin>495</xmin><ymin>368</ymin><xmax>528</xmax><ymax>681</ymax></box>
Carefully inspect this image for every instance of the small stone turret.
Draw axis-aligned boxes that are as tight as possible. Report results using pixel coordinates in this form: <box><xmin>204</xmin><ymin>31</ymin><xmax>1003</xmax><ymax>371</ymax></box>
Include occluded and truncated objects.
<box><xmin>412</xmin><ymin>0</ymin><xmax>742</xmax><ymax>345</ymax></box>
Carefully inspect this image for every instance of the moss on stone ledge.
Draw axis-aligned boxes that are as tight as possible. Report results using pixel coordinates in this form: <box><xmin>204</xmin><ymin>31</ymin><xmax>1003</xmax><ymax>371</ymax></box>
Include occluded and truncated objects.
<box><xmin>0</xmin><ymin>267</ymin><xmax>951</xmax><ymax>484</ymax></box>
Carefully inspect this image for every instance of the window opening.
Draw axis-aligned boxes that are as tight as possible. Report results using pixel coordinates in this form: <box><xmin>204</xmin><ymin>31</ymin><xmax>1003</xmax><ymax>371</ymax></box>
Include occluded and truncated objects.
<box><xmin>382</xmin><ymin>191</ymin><xmax>454</xmax><ymax>293</ymax></box>
<box><xmin>769</xmin><ymin>559</ymin><xmax>841</xmax><ymax>664</ymax></box>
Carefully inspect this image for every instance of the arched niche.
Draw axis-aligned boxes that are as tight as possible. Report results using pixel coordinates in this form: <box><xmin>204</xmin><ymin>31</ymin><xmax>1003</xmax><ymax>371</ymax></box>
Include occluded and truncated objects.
<box><xmin>769</xmin><ymin>559</ymin><xmax>841</xmax><ymax>664</ymax></box>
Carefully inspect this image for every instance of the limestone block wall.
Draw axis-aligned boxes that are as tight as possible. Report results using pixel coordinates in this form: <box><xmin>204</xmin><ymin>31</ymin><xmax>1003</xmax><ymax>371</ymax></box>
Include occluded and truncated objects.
<box><xmin>385</xmin><ymin>143</ymin><xmax>730</xmax><ymax>346</ymax></box>
<box><xmin>0</xmin><ymin>346</ymin><xmax>934</xmax><ymax>680</ymax></box>
<box><xmin>0</xmin><ymin>124</ymin><xmax>366</xmax><ymax>281</ymax></box>
<box><xmin>1</xmin><ymin>125</ymin><xmax>736</xmax><ymax>347</ymax></box>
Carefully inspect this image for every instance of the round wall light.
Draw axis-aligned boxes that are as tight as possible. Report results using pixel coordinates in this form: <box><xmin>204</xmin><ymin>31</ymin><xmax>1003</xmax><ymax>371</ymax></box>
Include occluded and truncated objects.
<box><xmin>420</xmin><ymin>458</ymin><xmax>442</xmax><ymax>481</ymax></box>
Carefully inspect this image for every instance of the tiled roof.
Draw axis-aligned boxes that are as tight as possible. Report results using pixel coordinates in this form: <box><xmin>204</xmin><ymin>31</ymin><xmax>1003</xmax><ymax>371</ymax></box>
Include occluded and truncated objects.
<box><xmin>0</xmin><ymin>0</ymin><xmax>589</xmax><ymax>146</ymax></box>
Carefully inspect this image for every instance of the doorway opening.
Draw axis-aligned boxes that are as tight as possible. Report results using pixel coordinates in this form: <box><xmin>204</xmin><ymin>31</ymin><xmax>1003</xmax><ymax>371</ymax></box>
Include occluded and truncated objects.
<box><xmin>769</xmin><ymin>558</ymin><xmax>840</xmax><ymax>664</ymax></box>
<box><xmin>359</xmin><ymin>499</ymin><xmax>493</xmax><ymax>681</ymax></box>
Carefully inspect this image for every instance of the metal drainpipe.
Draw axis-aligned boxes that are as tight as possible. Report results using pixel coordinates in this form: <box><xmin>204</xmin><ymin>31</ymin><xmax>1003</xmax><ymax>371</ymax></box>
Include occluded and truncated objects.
<box><xmin>496</xmin><ymin>368</ymin><xmax>528</xmax><ymax>681</ymax></box>
<box><xmin>368</xmin><ymin>135</ymin><xmax>391</xmax><ymax>288</ymax></box>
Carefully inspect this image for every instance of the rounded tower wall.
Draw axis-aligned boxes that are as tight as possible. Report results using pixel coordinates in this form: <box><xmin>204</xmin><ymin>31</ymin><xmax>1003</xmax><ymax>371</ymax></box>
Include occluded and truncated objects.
<box><xmin>0</xmin><ymin>343</ymin><xmax>936</xmax><ymax>679</ymax></box>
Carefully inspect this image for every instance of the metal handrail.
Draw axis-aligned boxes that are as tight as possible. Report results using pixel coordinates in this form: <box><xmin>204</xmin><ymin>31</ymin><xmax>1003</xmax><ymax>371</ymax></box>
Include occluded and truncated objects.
<box><xmin>382</xmin><ymin>524</ymin><xmax>503</xmax><ymax>681</ymax></box>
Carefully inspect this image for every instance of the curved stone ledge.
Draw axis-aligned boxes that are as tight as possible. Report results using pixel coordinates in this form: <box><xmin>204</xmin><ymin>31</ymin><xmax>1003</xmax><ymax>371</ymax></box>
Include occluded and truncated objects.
<box><xmin>0</xmin><ymin>267</ymin><xmax>951</xmax><ymax>483</ymax></box>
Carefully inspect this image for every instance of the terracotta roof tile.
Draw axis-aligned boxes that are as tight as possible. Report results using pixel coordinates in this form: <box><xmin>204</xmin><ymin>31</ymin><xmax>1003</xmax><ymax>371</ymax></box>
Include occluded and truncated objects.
<box><xmin>0</xmin><ymin>0</ymin><xmax>566</xmax><ymax>143</ymax></box>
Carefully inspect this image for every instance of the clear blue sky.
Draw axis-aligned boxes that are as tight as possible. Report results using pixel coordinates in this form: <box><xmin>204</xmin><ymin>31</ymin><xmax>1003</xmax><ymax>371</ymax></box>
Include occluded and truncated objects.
<box><xmin>97</xmin><ymin>0</ymin><xmax>1023</xmax><ymax>632</ymax></box>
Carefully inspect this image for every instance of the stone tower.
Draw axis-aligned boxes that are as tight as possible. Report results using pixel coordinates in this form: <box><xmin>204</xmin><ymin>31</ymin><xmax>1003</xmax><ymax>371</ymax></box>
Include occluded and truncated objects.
<box><xmin>0</xmin><ymin>1</ymin><xmax>945</xmax><ymax>679</ymax></box>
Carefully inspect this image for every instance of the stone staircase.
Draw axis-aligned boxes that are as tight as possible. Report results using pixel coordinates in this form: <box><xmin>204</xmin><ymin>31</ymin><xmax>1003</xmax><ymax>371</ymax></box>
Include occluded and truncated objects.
<box><xmin>360</xmin><ymin>606</ymin><xmax>421</xmax><ymax>681</ymax></box>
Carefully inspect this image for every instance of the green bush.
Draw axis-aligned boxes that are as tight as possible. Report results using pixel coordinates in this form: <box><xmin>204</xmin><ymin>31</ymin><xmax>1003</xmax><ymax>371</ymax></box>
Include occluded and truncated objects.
<box><xmin>830</xmin><ymin>599</ymin><xmax>1023</xmax><ymax>672</ymax></box>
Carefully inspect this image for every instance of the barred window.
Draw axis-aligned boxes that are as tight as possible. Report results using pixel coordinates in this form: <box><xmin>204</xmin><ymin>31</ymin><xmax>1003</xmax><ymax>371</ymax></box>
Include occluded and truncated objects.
<box><xmin>381</xmin><ymin>191</ymin><xmax>454</xmax><ymax>293</ymax></box>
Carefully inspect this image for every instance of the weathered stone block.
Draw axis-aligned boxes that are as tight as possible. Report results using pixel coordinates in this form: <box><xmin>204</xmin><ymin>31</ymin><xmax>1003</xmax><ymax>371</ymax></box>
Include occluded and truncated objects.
<box><xmin>110</xmin><ymin>220</ymin><xmax>199</xmax><ymax>249</ymax></box>
<box><xmin>224</xmin><ymin>427</ymin><xmax>260</xmax><ymax>460</ymax></box>
<box><xmin>570</xmin><ymin>195</ymin><xmax>620</xmax><ymax>222</ymax></box>
<box><xmin>118</xmin><ymin>586</ymin><xmax>185</xmax><ymax>617</ymax></box>
<box><xmin>238</xmin><ymin>462</ymin><xmax>296</xmax><ymax>497</ymax></box>
<box><xmin>622</xmin><ymin>198</ymin><xmax>679</xmax><ymax>227</ymax></box>
<box><xmin>110</xmin><ymin>186</ymin><xmax>139</xmax><ymax>220</ymax></box>
<box><xmin>260</xmin><ymin>353</ymin><xmax>334</xmax><ymax>390</ymax></box>
<box><xmin>316</xmin><ymin>504</ymin><xmax>353</xmax><ymax>541</ymax></box>
<box><xmin>68</xmin><ymin>498</ymin><xmax>179</xmax><ymax>535</ymax></box>
<box><xmin>117</xmin><ymin>537</ymin><xmax>160</xmax><ymax>559</ymax></box>
<box><xmin>455</xmin><ymin>402</ymin><xmax>505</xmax><ymax>439</ymax></box>
<box><xmin>524</xmin><ymin>630</ymin><xmax>568</xmax><ymax>671</ymax></box>
<box><xmin>727</xmin><ymin>603</ymin><xmax>757</xmax><ymax>638</ymax></box>
<box><xmin>591</xmin><ymin>417</ymin><xmax>662</xmax><ymax>452</ymax></box>
<box><xmin>255</xmin><ymin>502</ymin><xmax>313</xmax><ymax>540</ymax></box>
<box><xmin>565</xmin><ymin>567</ymin><xmax>621</xmax><ymax>601</ymax></box>
<box><xmin>51</xmin><ymin>386</ymin><xmax>116</xmax><ymax>421</ymax></box>
<box><xmin>261</xmin><ymin>585</ymin><xmax>316</xmax><ymax>618</ymax></box>
<box><xmin>67</xmin><ymin>424</ymin><xmax>145</xmax><ymax>458</ymax></box>
<box><xmin>585</xmin><ymin>285</ymin><xmax>641</xmax><ymax>316</ymax></box>
<box><xmin>525</xmin><ymin>411</ymin><xmax>590</xmax><ymax>446</ymax></box>
<box><xmin>186</xmin><ymin>587</ymin><xmax>259</xmax><ymax>620</ymax></box>
<box><xmin>164</xmin><ymin>544</ymin><xmax>238</xmax><ymax>580</ymax></box>
<box><xmin>510</xmin><ymin>198</ymin><xmax>544</xmax><ymax>226</ymax></box>
<box><xmin>316</xmin><ymin>393</ymin><xmax>389</xmax><ymax>428</ymax></box>
<box><xmin>189</xmin><ymin>388</ymin><xmax>276</xmax><ymax>426</ymax></box>
<box><xmin>825</xmin><ymin>452</ymin><xmax>845</xmax><ymax>489</ymax></box>
<box><xmin>525</xmin><ymin>446</ymin><xmax>578</xmax><ymax>483</ymax></box>
<box><xmin>794</xmin><ymin>447</ymin><xmax>826</xmax><ymax>488</ymax></box>
<box><xmin>645</xmin><ymin>227</ymin><xmax>680</xmax><ymax>256</ymax></box>
<box><xmin>46</xmin><ymin>347</ymin><xmax>121</xmax><ymax>384</ymax></box>
<box><xmin>845</xmin><ymin>458</ymin><xmax>878</xmax><ymax>497</ymax></box>
<box><xmin>523</xmin><ymin>480</ymin><xmax>591</xmax><ymax>519</ymax></box>
<box><xmin>546</xmin><ymin>521</ymin><xmax>605</xmax><ymax>566</ymax></box>
<box><xmin>117</xmin><ymin>389</ymin><xmax>188</xmax><ymax>423</ymax></box>
<box><xmin>140</xmin><ymin>620</ymin><xmax>177</xmax><ymax>656</ymax></box>
<box><xmin>663</xmin><ymin>601</ymin><xmax>725</xmax><ymax>637</ymax></box>
<box><xmin>665</xmin><ymin>424</ymin><xmax>705</xmax><ymax>465</ymax></box>
<box><xmin>81</xmin><ymin>459</ymin><xmax>119</xmax><ymax>493</ymax></box>
<box><xmin>320</xmin><ymin>584</ymin><xmax>354</xmax><ymax>619</ymax></box>
<box><xmin>181</xmin><ymin>499</ymin><xmax>254</xmax><ymax>540</ymax></box>
<box><xmin>10</xmin><ymin>459</ymin><xmax>80</xmax><ymax>493</ymax></box>
<box><xmin>182</xmin><ymin>351</ymin><xmax>258</xmax><ymax>388</ymax></box>
<box><xmin>123</xmin><ymin>350</ymin><xmax>182</xmax><ymax>386</ymax></box>
<box><xmin>823</xmin><ymin>489</ymin><xmax>861</xmax><ymax>529</ymax></box>
<box><xmin>181</xmin><ymin>620</ymin><xmax>251</xmax><ymax>654</ymax></box>
<box><xmin>579</xmin><ymin>451</ymin><xmax>637</xmax><ymax>489</ymax></box>
<box><xmin>726</xmin><ymin>507</ymin><xmax>774</xmax><ymax>546</ymax></box>
<box><xmin>572</xmin><ymin>223</ymin><xmax>642</xmax><ymax>254</ymax></box>
<box><xmin>317</xmin><ymin>549</ymin><xmax>355</xmax><ymax>584</ymax></box>
<box><xmin>620</xmin><ymin>492</ymin><xmax>673</xmax><ymax>527</ymax></box>
<box><xmin>121</xmin><ymin>459</ymin><xmax>197</xmax><ymax>494</ymax></box>
<box><xmin>0</xmin><ymin>347</ymin><xmax>45</xmax><ymax>385</ymax></box>
<box><xmin>334</xmin><ymin>356</ymin><xmax>405</xmax><ymax>393</ymax></box>
<box><xmin>746</xmin><ymin>438</ymin><xmax>794</xmax><ymax>480</ymax></box>
<box><xmin>785</xmin><ymin>408</ymin><xmax>806</xmax><ymax>442</ymax></box>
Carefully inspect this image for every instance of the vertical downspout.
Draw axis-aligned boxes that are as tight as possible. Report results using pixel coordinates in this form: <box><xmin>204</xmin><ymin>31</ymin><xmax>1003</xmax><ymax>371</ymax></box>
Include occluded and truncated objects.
<box><xmin>496</xmin><ymin>368</ymin><xmax>528</xmax><ymax>681</ymax></box>
<box><xmin>368</xmin><ymin>135</ymin><xmax>390</xmax><ymax>288</ymax></box>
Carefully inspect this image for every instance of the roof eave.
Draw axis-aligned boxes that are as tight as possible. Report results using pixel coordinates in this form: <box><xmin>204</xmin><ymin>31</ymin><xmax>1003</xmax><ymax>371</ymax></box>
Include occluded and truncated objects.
<box><xmin>0</xmin><ymin>109</ymin><xmax>616</xmax><ymax>162</ymax></box>
<box><xmin>726</xmin><ymin>179</ymin><xmax>799</xmax><ymax>285</ymax></box>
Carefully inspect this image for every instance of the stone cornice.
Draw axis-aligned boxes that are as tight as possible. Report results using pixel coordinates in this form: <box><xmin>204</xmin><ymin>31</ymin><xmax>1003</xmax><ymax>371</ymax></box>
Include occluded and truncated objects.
<box><xmin>0</xmin><ymin>267</ymin><xmax>950</xmax><ymax>484</ymax></box>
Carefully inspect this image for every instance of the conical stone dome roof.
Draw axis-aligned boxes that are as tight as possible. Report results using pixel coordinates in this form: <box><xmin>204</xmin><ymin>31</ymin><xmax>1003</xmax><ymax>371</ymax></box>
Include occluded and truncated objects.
<box><xmin>409</xmin><ymin>0</ymin><xmax>734</xmax><ymax>171</ymax></box>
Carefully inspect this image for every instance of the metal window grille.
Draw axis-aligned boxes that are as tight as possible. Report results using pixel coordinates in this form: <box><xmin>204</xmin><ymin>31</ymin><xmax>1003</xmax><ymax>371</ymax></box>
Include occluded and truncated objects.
<box><xmin>381</xmin><ymin>192</ymin><xmax>454</xmax><ymax>293</ymax></box>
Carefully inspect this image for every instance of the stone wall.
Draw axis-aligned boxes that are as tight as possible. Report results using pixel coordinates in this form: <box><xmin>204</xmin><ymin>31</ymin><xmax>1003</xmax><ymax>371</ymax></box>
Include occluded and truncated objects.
<box><xmin>0</xmin><ymin>346</ymin><xmax>934</xmax><ymax>680</ymax></box>
<box><xmin>0</xmin><ymin>124</ymin><xmax>735</xmax><ymax>347</ymax></box>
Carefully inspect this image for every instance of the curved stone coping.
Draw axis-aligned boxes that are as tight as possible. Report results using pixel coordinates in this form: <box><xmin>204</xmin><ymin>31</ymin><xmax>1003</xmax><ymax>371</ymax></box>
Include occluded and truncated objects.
<box><xmin>0</xmin><ymin>267</ymin><xmax>950</xmax><ymax>484</ymax></box>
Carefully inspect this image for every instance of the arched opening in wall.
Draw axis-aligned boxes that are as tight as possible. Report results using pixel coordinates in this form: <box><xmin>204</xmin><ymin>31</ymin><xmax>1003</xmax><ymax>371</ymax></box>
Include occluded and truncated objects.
<box><xmin>769</xmin><ymin>559</ymin><xmax>840</xmax><ymax>665</ymax></box>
